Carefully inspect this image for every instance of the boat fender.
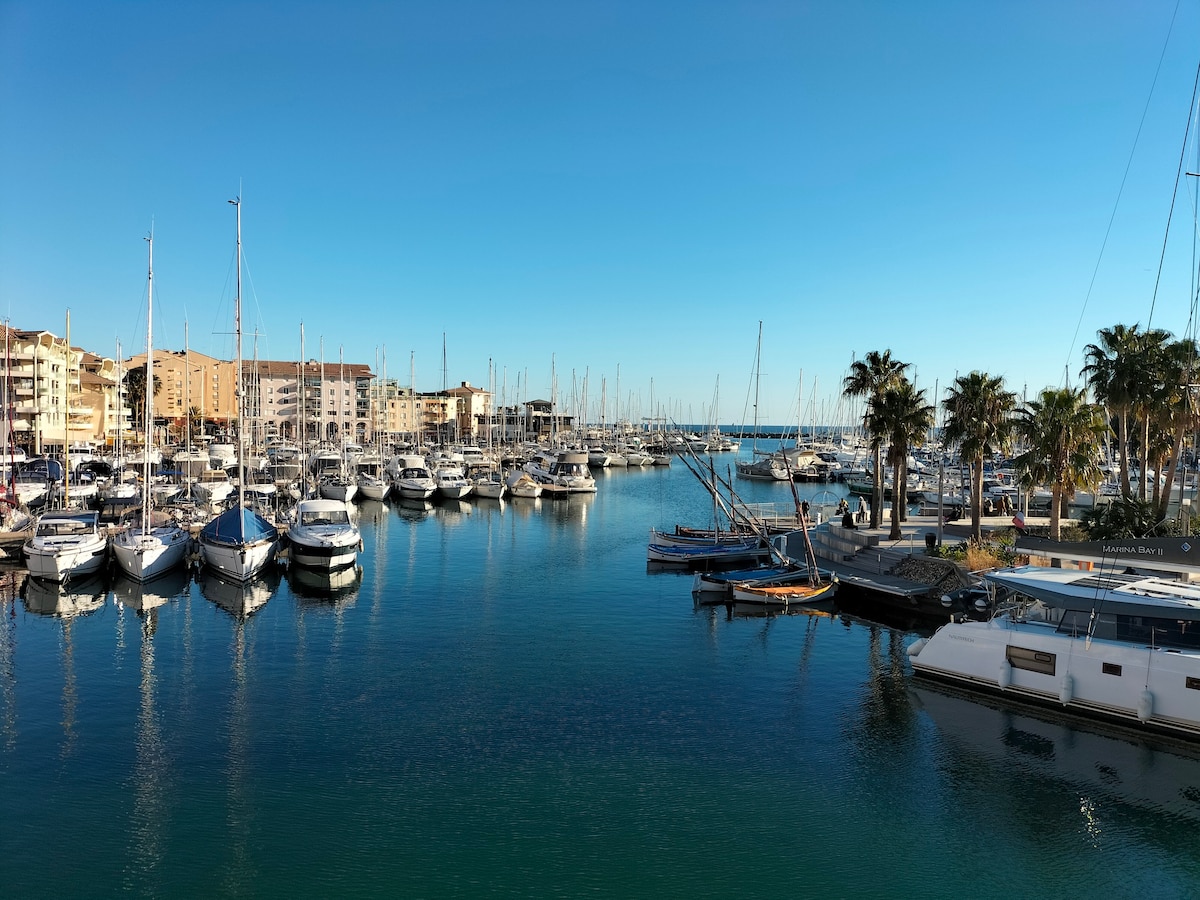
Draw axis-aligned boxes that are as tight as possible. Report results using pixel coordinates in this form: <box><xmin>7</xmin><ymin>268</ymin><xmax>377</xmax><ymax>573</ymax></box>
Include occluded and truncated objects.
<box><xmin>1137</xmin><ymin>690</ymin><xmax>1154</xmax><ymax>723</ymax></box>
<box><xmin>906</xmin><ymin>638</ymin><xmax>927</xmax><ymax>658</ymax></box>
<box><xmin>1059</xmin><ymin>674</ymin><xmax>1074</xmax><ymax>706</ymax></box>
<box><xmin>997</xmin><ymin>663</ymin><xmax>1011</xmax><ymax>690</ymax></box>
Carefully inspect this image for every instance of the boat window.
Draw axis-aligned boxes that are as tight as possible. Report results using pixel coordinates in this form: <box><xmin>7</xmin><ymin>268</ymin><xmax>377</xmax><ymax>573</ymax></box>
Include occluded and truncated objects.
<box><xmin>1062</xmin><ymin>611</ymin><xmax>1200</xmax><ymax>651</ymax></box>
<box><xmin>1101</xmin><ymin>662</ymin><xmax>1122</xmax><ymax>676</ymax></box>
<box><xmin>1006</xmin><ymin>646</ymin><xmax>1056</xmax><ymax>676</ymax></box>
<box><xmin>1055</xmin><ymin>610</ymin><xmax>1092</xmax><ymax>637</ymax></box>
<box><xmin>1186</xmin><ymin>677</ymin><xmax>1200</xmax><ymax>691</ymax></box>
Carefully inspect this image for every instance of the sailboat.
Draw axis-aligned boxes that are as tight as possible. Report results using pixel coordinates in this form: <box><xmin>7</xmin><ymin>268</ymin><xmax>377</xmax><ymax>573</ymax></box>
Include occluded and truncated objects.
<box><xmin>112</xmin><ymin>233</ymin><xmax>192</xmax><ymax>581</ymax></box>
<box><xmin>735</xmin><ymin>322</ymin><xmax>789</xmax><ymax>481</ymax></box>
<box><xmin>197</xmin><ymin>198</ymin><xmax>280</xmax><ymax>581</ymax></box>
<box><xmin>473</xmin><ymin>361</ymin><xmax>507</xmax><ymax>499</ymax></box>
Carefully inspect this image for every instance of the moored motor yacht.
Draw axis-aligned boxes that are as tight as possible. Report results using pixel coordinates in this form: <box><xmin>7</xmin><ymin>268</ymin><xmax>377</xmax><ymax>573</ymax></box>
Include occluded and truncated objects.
<box><xmin>24</xmin><ymin>509</ymin><xmax>108</xmax><ymax>582</ymax></box>
<box><xmin>908</xmin><ymin>564</ymin><xmax>1200</xmax><ymax>740</ymax></box>
<box><xmin>286</xmin><ymin>497</ymin><xmax>361</xmax><ymax>570</ymax></box>
<box><xmin>526</xmin><ymin>450</ymin><xmax>596</xmax><ymax>493</ymax></box>
<box><xmin>394</xmin><ymin>465</ymin><xmax>437</xmax><ymax>500</ymax></box>
<box><xmin>434</xmin><ymin>465</ymin><xmax>473</xmax><ymax>500</ymax></box>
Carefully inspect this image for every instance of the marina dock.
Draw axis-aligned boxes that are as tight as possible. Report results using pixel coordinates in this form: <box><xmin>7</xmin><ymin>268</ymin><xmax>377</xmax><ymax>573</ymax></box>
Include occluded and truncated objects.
<box><xmin>777</xmin><ymin>513</ymin><xmax>1050</xmax><ymax>609</ymax></box>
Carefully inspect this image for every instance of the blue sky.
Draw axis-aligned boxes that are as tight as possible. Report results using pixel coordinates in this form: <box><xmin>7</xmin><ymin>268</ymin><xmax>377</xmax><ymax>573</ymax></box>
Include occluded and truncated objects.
<box><xmin>3</xmin><ymin>1</ymin><xmax>1199</xmax><ymax>429</ymax></box>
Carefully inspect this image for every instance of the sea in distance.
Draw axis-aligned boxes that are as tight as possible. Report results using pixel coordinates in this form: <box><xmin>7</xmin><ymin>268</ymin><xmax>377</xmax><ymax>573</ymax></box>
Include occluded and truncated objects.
<box><xmin>3</xmin><ymin>446</ymin><xmax>1200</xmax><ymax>898</ymax></box>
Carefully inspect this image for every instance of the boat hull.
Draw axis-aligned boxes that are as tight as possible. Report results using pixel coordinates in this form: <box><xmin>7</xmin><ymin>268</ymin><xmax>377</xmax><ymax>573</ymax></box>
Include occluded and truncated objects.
<box><xmin>25</xmin><ymin>538</ymin><xmax>108</xmax><ymax>582</ymax></box>
<box><xmin>288</xmin><ymin>537</ymin><xmax>359</xmax><ymax>570</ymax></box>
<box><xmin>111</xmin><ymin>526</ymin><xmax>192</xmax><ymax>581</ymax></box>
<box><xmin>909</xmin><ymin>617</ymin><xmax>1200</xmax><ymax>740</ymax></box>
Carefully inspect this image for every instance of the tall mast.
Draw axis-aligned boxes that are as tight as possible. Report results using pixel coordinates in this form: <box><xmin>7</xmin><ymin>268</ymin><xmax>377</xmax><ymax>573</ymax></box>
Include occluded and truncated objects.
<box><xmin>184</xmin><ymin>322</ymin><xmax>189</xmax><ymax>459</ymax></box>
<box><xmin>65</xmin><ymin>310</ymin><xmax>70</xmax><ymax>507</ymax></box>
<box><xmin>299</xmin><ymin>321</ymin><xmax>305</xmax><ymax>448</ymax></box>
<box><xmin>230</xmin><ymin>196</ymin><xmax>245</xmax><ymax>531</ymax></box>
<box><xmin>142</xmin><ymin>233</ymin><xmax>154</xmax><ymax>532</ymax></box>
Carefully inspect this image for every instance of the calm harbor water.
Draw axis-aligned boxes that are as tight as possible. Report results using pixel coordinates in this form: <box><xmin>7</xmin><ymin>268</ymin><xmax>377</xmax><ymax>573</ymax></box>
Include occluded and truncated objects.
<box><xmin>3</xmin><ymin>457</ymin><xmax>1200</xmax><ymax>898</ymax></box>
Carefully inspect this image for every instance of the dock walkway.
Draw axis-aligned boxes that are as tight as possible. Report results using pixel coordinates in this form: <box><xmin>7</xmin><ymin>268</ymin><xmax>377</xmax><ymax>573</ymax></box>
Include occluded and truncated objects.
<box><xmin>777</xmin><ymin>513</ymin><xmax>1048</xmax><ymax>600</ymax></box>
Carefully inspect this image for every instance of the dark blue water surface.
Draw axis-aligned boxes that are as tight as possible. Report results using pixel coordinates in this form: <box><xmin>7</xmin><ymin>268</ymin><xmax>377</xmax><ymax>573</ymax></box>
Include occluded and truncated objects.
<box><xmin>3</xmin><ymin>460</ymin><xmax>1200</xmax><ymax>898</ymax></box>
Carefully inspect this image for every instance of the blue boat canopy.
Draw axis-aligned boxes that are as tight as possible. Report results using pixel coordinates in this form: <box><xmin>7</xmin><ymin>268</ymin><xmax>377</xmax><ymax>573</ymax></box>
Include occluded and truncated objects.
<box><xmin>200</xmin><ymin>506</ymin><xmax>277</xmax><ymax>546</ymax></box>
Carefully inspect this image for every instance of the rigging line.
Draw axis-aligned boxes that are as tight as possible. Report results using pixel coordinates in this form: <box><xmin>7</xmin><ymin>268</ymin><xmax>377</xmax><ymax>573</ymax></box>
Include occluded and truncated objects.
<box><xmin>1064</xmin><ymin>0</ymin><xmax>1185</xmax><ymax>379</ymax></box>
<box><xmin>1148</xmin><ymin>55</ymin><xmax>1200</xmax><ymax>327</ymax></box>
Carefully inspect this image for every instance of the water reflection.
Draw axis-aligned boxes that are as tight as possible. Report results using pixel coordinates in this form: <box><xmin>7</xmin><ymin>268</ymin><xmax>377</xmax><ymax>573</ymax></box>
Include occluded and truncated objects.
<box><xmin>21</xmin><ymin>572</ymin><xmax>107</xmax><ymax>618</ymax></box>
<box><xmin>393</xmin><ymin>498</ymin><xmax>433</xmax><ymax>520</ymax></box>
<box><xmin>0</xmin><ymin>569</ymin><xmax>20</xmax><ymax>750</ymax></box>
<box><xmin>432</xmin><ymin>498</ymin><xmax>472</xmax><ymax>520</ymax></box>
<box><xmin>910</xmin><ymin>682</ymin><xmax>1200</xmax><ymax>823</ymax></box>
<box><xmin>548</xmin><ymin>491</ymin><xmax>595</xmax><ymax>525</ymax></box>
<box><xmin>120</xmin><ymin>570</ymin><xmax>178</xmax><ymax>889</ymax></box>
<box><xmin>854</xmin><ymin>623</ymin><xmax>917</xmax><ymax>744</ymax></box>
<box><xmin>21</xmin><ymin>573</ymin><xmax>108</xmax><ymax>759</ymax></box>
<box><xmin>288</xmin><ymin>563</ymin><xmax>363</xmax><ymax>604</ymax></box>
<box><xmin>356</xmin><ymin>498</ymin><xmax>388</xmax><ymax>527</ymax></box>
<box><xmin>199</xmin><ymin>567</ymin><xmax>281</xmax><ymax>621</ymax></box>
<box><xmin>111</xmin><ymin>568</ymin><xmax>190</xmax><ymax>617</ymax></box>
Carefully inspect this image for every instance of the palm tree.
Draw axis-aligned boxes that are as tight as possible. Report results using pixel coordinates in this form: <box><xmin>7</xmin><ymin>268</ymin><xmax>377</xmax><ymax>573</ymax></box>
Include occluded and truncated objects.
<box><xmin>1150</xmin><ymin>337</ymin><xmax>1199</xmax><ymax>519</ymax></box>
<box><xmin>843</xmin><ymin>351</ymin><xmax>909</xmax><ymax>529</ymax></box>
<box><xmin>867</xmin><ymin>378</ymin><xmax>934</xmax><ymax>541</ymax></box>
<box><xmin>1012</xmin><ymin>386</ymin><xmax>1107</xmax><ymax>541</ymax></box>
<box><xmin>124</xmin><ymin>365</ymin><xmax>161</xmax><ymax>433</ymax></box>
<box><xmin>1082</xmin><ymin>324</ymin><xmax>1140</xmax><ymax>499</ymax></box>
<box><xmin>1130</xmin><ymin>327</ymin><xmax>1174</xmax><ymax>502</ymax></box>
<box><xmin>941</xmin><ymin>372</ymin><xmax>1017</xmax><ymax>542</ymax></box>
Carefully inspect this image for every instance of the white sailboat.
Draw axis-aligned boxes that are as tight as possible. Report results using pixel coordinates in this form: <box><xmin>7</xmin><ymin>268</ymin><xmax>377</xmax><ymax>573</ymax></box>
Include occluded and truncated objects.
<box><xmin>735</xmin><ymin>322</ymin><xmax>789</xmax><ymax>481</ymax></box>
<box><xmin>112</xmin><ymin>233</ymin><xmax>191</xmax><ymax>581</ymax></box>
<box><xmin>197</xmin><ymin>197</ymin><xmax>279</xmax><ymax>581</ymax></box>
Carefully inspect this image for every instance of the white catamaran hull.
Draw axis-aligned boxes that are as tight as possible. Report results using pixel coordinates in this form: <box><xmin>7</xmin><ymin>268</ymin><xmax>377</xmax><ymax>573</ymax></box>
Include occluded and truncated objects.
<box><xmin>909</xmin><ymin>617</ymin><xmax>1200</xmax><ymax>740</ymax></box>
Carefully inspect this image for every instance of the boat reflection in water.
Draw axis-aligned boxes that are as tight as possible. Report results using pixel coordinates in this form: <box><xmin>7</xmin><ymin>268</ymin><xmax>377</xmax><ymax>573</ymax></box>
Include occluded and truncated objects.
<box><xmin>287</xmin><ymin>562</ymin><xmax>362</xmax><ymax>604</ymax></box>
<box><xmin>21</xmin><ymin>572</ymin><xmax>107</xmax><ymax>618</ymax></box>
<box><xmin>909</xmin><ymin>682</ymin><xmax>1200</xmax><ymax>823</ymax></box>
<box><xmin>110</xmin><ymin>567</ymin><xmax>191</xmax><ymax>616</ymax></box>
<box><xmin>393</xmin><ymin>498</ymin><xmax>434</xmax><ymax>520</ymax></box>
<box><xmin>199</xmin><ymin>566</ymin><xmax>281</xmax><ymax>621</ymax></box>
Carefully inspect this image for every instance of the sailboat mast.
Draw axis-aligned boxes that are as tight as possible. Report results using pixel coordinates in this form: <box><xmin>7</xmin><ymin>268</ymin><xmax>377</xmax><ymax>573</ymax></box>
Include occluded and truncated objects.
<box><xmin>299</xmin><ymin>322</ymin><xmax>305</xmax><ymax>449</ymax></box>
<box><xmin>65</xmin><ymin>310</ymin><xmax>70</xmax><ymax>507</ymax></box>
<box><xmin>142</xmin><ymin>233</ymin><xmax>154</xmax><ymax>532</ymax></box>
<box><xmin>230</xmin><ymin>197</ymin><xmax>245</xmax><ymax>528</ymax></box>
<box><xmin>184</xmin><ymin>322</ymin><xmax>190</xmax><ymax>460</ymax></box>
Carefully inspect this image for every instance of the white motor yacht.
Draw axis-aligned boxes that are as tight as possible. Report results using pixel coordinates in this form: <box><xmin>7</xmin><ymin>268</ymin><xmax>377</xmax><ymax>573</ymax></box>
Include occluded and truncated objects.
<box><xmin>909</xmin><ymin>563</ymin><xmax>1200</xmax><ymax>740</ymax></box>
<box><xmin>286</xmin><ymin>497</ymin><xmax>360</xmax><ymax>570</ymax></box>
<box><xmin>24</xmin><ymin>509</ymin><xmax>108</xmax><ymax>582</ymax></box>
<box><xmin>394</xmin><ymin>466</ymin><xmax>437</xmax><ymax>500</ymax></box>
<box><xmin>435</xmin><ymin>465</ymin><xmax>473</xmax><ymax>500</ymax></box>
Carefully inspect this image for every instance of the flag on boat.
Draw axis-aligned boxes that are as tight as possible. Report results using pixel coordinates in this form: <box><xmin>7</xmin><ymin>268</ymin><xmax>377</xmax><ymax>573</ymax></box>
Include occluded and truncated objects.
<box><xmin>1011</xmin><ymin>512</ymin><xmax>1025</xmax><ymax>530</ymax></box>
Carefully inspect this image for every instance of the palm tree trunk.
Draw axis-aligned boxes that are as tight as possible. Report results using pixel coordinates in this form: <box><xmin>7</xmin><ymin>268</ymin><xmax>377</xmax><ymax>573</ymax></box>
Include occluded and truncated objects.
<box><xmin>970</xmin><ymin>456</ymin><xmax>983</xmax><ymax>542</ymax></box>
<box><xmin>1158</xmin><ymin>425</ymin><xmax>1186</xmax><ymax>521</ymax></box>
<box><xmin>889</xmin><ymin>454</ymin><xmax>903</xmax><ymax>540</ymax></box>
<box><xmin>1118</xmin><ymin>411</ymin><xmax>1131</xmax><ymax>500</ymax></box>
<box><xmin>1140</xmin><ymin>416</ymin><xmax>1151</xmax><ymax>502</ymax></box>
<box><xmin>1049</xmin><ymin>484</ymin><xmax>1063</xmax><ymax>542</ymax></box>
<box><xmin>871</xmin><ymin>443</ymin><xmax>883</xmax><ymax>529</ymax></box>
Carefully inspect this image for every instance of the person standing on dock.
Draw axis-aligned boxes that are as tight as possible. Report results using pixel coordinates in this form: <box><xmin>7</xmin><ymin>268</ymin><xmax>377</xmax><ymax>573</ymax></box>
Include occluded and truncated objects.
<box><xmin>856</xmin><ymin>496</ymin><xmax>867</xmax><ymax>524</ymax></box>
